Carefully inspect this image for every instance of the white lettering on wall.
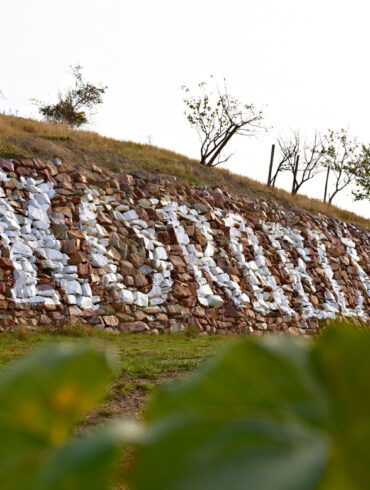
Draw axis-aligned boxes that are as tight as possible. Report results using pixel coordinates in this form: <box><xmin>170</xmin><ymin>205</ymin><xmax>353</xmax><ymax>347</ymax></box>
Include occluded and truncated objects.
<box><xmin>308</xmin><ymin>230</ymin><xmax>356</xmax><ymax>317</ymax></box>
<box><xmin>225</xmin><ymin>213</ymin><xmax>294</xmax><ymax>315</ymax></box>
<box><xmin>0</xmin><ymin>172</ymin><xmax>94</xmax><ymax>307</ymax></box>
<box><xmin>0</xmin><ymin>170</ymin><xmax>366</xmax><ymax>321</ymax></box>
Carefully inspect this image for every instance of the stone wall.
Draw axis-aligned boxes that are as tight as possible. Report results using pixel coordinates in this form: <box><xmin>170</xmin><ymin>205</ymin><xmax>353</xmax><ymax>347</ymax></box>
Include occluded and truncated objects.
<box><xmin>0</xmin><ymin>156</ymin><xmax>368</xmax><ymax>335</ymax></box>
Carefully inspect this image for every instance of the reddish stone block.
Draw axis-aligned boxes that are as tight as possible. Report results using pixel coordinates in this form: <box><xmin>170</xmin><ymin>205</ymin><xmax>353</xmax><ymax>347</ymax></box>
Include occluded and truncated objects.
<box><xmin>172</xmin><ymin>283</ymin><xmax>192</xmax><ymax>298</ymax></box>
<box><xmin>0</xmin><ymin>258</ymin><xmax>14</xmax><ymax>270</ymax></box>
<box><xmin>77</xmin><ymin>262</ymin><xmax>92</xmax><ymax>275</ymax></box>
<box><xmin>119</xmin><ymin>321</ymin><xmax>149</xmax><ymax>332</ymax></box>
<box><xmin>103</xmin><ymin>315</ymin><xmax>119</xmax><ymax>327</ymax></box>
<box><xmin>137</xmin><ymin>208</ymin><xmax>149</xmax><ymax>221</ymax></box>
<box><xmin>117</xmin><ymin>174</ymin><xmax>135</xmax><ymax>188</ymax></box>
<box><xmin>61</xmin><ymin>239</ymin><xmax>80</xmax><ymax>254</ymax></box>
<box><xmin>19</xmin><ymin>158</ymin><xmax>35</xmax><ymax>168</ymax></box>
<box><xmin>134</xmin><ymin>273</ymin><xmax>148</xmax><ymax>288</ymax></box>
<box><xmin>16</xmin><ymin>166</ymin><xmax>33</xmax><ymax>177</ymax></box>
<box><xmin>69</xmin><ymin>252</ymin><xmax>87</xmax><ymax>264</ymax></box>
<box><xmin>0</xmin><ymin>159</ymin><xmax>14</xmax><ymax>172</ymax></box>
<box><xmin>54</xmin><ymin>206</ymin><xmax>73</xmax><ymax>218</ymax></box>
<box><xmin>55</xmin><ymin>173</ymin><xmax>72</xmax><ymax>184</ymax></box>
<box><xmin>169</xmin><ymin>255</ymin><xmax>186</xmax><ymax>268</ymax></box>
<box><xmin>39</xmin><ymin>314</ymin><xmax>52</xmax><ymax>325</ymax></box>
<box><xmin>0</xmin><ymin>300</ymin><xmax>8</xmax><ymax>310</ymax></box>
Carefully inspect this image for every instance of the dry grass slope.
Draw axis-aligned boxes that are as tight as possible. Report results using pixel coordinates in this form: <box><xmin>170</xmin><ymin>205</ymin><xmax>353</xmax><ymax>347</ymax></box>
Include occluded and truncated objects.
<box><xmin>0</xmin><ymin>113</ymin><xmax>193</xmax><ymax>165</ymax></box>
<box><xmin>1</xmin><ymin>113</ymin><xmax>369</xmax><ymax>228</ymax></box>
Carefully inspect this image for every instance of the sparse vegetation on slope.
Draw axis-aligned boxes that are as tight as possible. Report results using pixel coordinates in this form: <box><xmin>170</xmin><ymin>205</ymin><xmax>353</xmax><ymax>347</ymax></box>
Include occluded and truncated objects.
<box><xmin>0</xmin><ymin>113</ymin><xmax>369</xmax><ymax>228</ymax></box>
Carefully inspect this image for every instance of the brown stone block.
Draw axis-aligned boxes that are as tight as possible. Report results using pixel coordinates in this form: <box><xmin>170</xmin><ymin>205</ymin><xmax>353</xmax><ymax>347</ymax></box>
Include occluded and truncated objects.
<box><xmin>245</xmin><ymin>309</ymin><xmax>256</xmax><ymax>319</ymax></box>
<box><xmin>117</xmin><ymin>174</ymin><xmax>135</xmax><ymax>188</ymax></box>
<box><xmin>103</xmin><ymin>315</ymin><xmax>119</xmax><ymax>327</ymax></box>
<box><xmin>130</xmin><ymin>253</ymin><xmax>144</xmax><ymax>268</ymax></box>
<box><xmin>69</xmin><ymin>252</ymin><xmax>88</xmax><ymax>264</ymax></box>
<box><xmin>156</xmin><ymin>313</ymin><xmax>168</xmax><ymax>322</ymax></box>
<box><xmin>0</xmin><ymin>258</ymin><xmax>14</xmax><ymax>270</ymax></box>
<box><xmin>180</xmin><ymin>297</ymin><xmax>197</xmax><ymax>307</ymax></box>
<box><xmin>55</xmin><ymin>173</ymin><xmax>73</xmax><ymax>185</ymax></box>
<box><xmin>194</xmin><ymin>306</ymin><xmax>206</xmax><ymax>317</ymax></box>
<box><xmin>309</xmin><ymin>295</ymin><xmax>319</xmax><ymax>305</ymax></box>
<box><xmin>157</xmin><ymin>231</ymin><xmax>170</xmax><ymax>244</ymax></box>
<box><xmin>123</xmin><ymin>276</ymin><xmax>134</xmax><ymax>287</ymax></box>
<box><xmin>119</xmin><ymin>321</ymin><xmax>149</xmax><ymax>332</ymax></box>
<box><xmin>0</xmin><ymin>159</ymin><xmax>14</xmax><ymax>172</ymax></box>
<box><xmin>134</xmin><ymin>273</ymin><xmax>148</xmax><ymax>288</ymax></box>
<box><xmin>61</xmin><ymin>239</ymin><xmax>80</xmax><ymax>254</ymax></box>
<box><xmin>0</xmin><ymin>300</ymin><xmax>8</xmax><ymax>310</ymax></box>
<box><xmin>16</xmin><ymin>166</ymin><xmax>33</xmax><ymax>177</ymax></box>
<box><xmin>39</xmin><ymin>314</ymin><xmax>52</xmax><ymax>325</ymax></box>
<box><xmin>172</xmin><ymin>283</ymin><xmax>192</xmax><ymax>298</ymax></box>
<box><xmin>54</xmin><ymin>206</ymin><xmax>73</xmax><ymax>218</ymax></box>
<box><xmin>67</xmin><ymin>229</ymin><xmax>86</xmax><ymax>239</ymax></box>
<box><xmin>167</xmin><ymin>304</ymin><xmax>190</xmax><ymax>316</ymax></box>
<box><xmin>169</xmin><ymin>255</ymin><xmax>186</xmax><ymax>268</ymax></box>
<box><xmin>68</xmin><ymin>306</ymin><xmax>82</xmax><ymax>316</ymax></box>
<box><xmin>116</xmin><ymin>312</ymin><xmax>136</xmax><ymax>322</ymax></box>
<box><xmin>77</xmin><ymin>263</ymin><xmax>92</xmax><ymax>276</ymax></box>
<box><xmin>223</xmin><ymin>305</ymin><xmax>244</xmax><ymax>318</ymax></box>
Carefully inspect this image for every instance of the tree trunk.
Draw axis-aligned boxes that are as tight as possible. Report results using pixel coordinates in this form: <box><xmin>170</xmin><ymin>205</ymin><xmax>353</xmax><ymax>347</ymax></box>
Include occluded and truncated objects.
<box><xmin>291</xmin><ymin>155</ymin><xmax>299</xmax><ymax>195</ymax></box>
<box><xmin>328</xmin><ymin>190</ymin><xmax>338</xmax><ymax>204</ymax></box>
<box><xmin>206</xmin><ymin>125</ymin><xmax>239</xmax><ymax>167</ymax></box>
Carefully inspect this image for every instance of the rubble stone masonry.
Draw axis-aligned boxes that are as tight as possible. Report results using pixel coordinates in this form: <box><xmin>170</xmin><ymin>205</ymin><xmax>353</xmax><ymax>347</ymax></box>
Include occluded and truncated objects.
<box><xmin>0</xmin><ymin>156</ymin><xmax>368</xmax><ymax>335</ymax></box>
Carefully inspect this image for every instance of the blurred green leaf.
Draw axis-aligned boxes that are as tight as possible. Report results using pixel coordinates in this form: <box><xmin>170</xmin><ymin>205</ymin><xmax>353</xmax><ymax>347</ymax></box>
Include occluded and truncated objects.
<box><xmin>1</xmin><ymin>322</ymin><xmax>370</xmax><ymax>490</ymax></box>
<box><xmin>311</xmin><ymin>326</ymin><xmax>370</xmax><ymax>488</ymax></box>
<box><xmin>0</xmin><ymin>343</ymin><xmax>114</xmax><ymax>489</ymax></box>
<box><xmin>130</xmin><ymin>323</ymin><xmax>370</xmax><ymax>490</ymax></box>
<box><xmin>33</xmin><ymin>420</ymin><xmax>143</xmax><ymax>490</ymax></box>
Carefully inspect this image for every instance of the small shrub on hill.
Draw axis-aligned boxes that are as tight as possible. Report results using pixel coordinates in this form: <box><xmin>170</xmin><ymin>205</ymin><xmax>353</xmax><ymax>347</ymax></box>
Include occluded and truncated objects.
<box><xmin>34</xmin><ymin>65</ymin><xmax>107</xmax><ymax>128</ymax></box>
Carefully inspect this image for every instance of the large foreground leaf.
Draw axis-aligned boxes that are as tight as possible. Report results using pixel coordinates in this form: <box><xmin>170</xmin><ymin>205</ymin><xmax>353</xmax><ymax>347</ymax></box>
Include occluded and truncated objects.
<box><xmin>311</xmin><ymin>326</ymin><xmax>370</xmax><ymax>488</ymax></box>
<box><xmin>130</xmin><ymin>323</ymin><xmax>370</xmax><ymax>490</ymax></box>
<box><xmin>0</xmin><ymin>343</ymin><xmax>116</xmax><ymax>489</ymax></box>
<box><xmin>33</xmin><ymin>420</ymin><xmax>142</xmax><ymax>490</ymax></box>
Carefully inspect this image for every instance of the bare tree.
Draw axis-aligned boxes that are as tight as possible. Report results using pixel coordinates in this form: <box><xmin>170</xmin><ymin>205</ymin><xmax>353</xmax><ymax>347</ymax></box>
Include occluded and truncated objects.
<box><xmin>34</xmin><ymin>65</ymin><xmax>107</xmax><ymax>128</ymax></box>
<box><xmin>182</xmin><ymin>78</ymin><xmax>264</xmax><ymax>167</ymax></box>
<box><xmin>268</xmin><ymin>131</ymin><xmax>300</xmax><ymax>187</ymax></box>
<box><xmin>276</xmin><ymin>131</ymin><xmax>326</xmax><ymax>195</ymax></box>
<box><xmin>323</xmin><ymin>129</ymin><xmax>363</xmax><ymax>204</ymax></box>
<box><xmin>293</xmin><ymin>132</ymin><xmax>326</xmax><ymax>195</ymax></box>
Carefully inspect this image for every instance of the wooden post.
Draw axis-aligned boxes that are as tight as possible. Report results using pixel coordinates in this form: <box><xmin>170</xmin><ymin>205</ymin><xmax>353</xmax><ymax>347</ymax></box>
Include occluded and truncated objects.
<box><xmin>267</xmin><ymin>144</ymin><xmax>275</xmax><ymax>187</ymax></box>
<box><xmin>323</xmin><ymin>165</ymin><xmax>330</xmax><ymax>203</ymax></box>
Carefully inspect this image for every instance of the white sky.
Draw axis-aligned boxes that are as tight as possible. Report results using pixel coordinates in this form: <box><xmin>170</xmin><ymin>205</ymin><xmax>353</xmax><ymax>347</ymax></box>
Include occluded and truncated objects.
<box><xmin>1</xmin><ymin>0</ymin><xmax>369</xmax><ymax>218</ymax></box>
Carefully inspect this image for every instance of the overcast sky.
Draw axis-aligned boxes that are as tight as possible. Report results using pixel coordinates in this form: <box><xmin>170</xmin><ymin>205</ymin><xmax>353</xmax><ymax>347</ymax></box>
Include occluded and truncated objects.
<box><xmin>1</xmin><ymin>0</ymin><xmax>369</xmax><ymax>217</ymax></box>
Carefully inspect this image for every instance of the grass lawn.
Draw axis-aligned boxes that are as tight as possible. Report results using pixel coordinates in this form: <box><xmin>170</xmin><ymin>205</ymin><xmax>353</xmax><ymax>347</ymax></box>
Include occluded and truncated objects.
<box><xmin>0</xmin><ymin>328</ymin><xmax>232</xmax><ymax>489</ymax></box>
<box><xmin>0</xmin><ymin>328</ymin><xmax>231</xmax><ymax>423</ymax></box>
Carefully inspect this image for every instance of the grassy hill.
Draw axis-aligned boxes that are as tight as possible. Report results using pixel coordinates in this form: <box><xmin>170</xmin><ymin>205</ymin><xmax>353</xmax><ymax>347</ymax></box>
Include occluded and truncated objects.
<box><xmin>1</xmin><ymin>113</ymin><xmax>369</xmax><ymax>228</ymax></box>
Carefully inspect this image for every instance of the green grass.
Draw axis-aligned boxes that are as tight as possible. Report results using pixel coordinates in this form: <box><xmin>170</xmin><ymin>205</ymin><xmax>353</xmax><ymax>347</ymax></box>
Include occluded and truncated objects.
<box><xmin>0</xmin><ymin>331</ymin><xmax>228</xmax><ymax>376</ymax></box>
<box><xmin>0</xmin><ymin>136</ymin><xmax>18</xmax><ymax>158</ymax></box>
<box><xmin>0</xmin><ymin>329</ymin><xmax>229</xmax><ymax>490</ymax></box>
<box><xmin>0</xmin><ymin>329</ymin><xmax>230</xmax><ymax>397</ymax></box>
<box><xmin>0</xmin><ymin>327</ymin><xmax>230</xmax><ymax>482</ymax></box>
